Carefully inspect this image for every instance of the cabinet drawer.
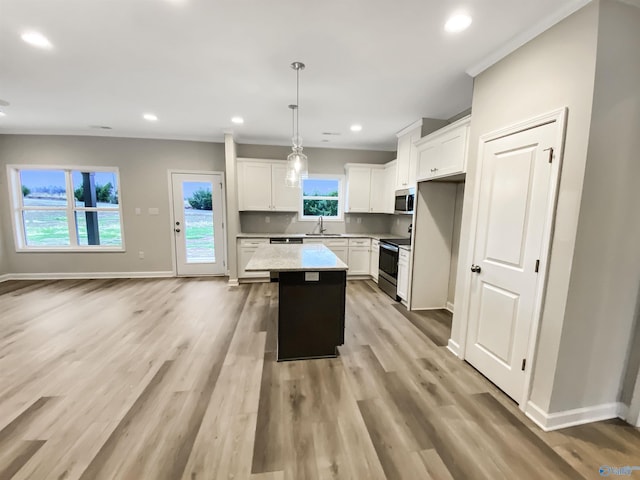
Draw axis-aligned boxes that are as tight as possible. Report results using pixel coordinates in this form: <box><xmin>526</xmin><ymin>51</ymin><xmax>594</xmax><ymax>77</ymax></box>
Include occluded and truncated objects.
<box><xmin>324</xmin><ymin>238</ymin><xmax>348</xmax><ymax>247</ymax></box>
<box><xmin>239</xmin><ymin>238</ymin><xmax>269</xmax><ymax>247</ymax></box>
<box><xmin>303</xmin><ymin>238</ymin><xmax>325</xmax><ymax>244</ymax></box>
<box><xmin>348</xmin><ymin>238</ymin><xmax>371</xmax><ymax>247</ymax></box>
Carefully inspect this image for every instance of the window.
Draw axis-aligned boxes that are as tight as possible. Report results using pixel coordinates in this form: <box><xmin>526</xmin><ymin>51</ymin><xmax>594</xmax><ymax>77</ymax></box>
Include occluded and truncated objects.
<box><xmin>299</xmin><ymin>175</ymin><xmax>344</xmax><ymax>221</ymax></box>
<box><xmin>8</xmin><ymin>166</ymin><xmax>124</xmax><ymax>251</ymax></box>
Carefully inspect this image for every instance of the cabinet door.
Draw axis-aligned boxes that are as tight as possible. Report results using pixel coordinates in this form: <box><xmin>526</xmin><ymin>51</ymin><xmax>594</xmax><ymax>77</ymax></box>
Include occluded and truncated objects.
<box><xmin>433</xmin><ymin>125</ymin><xmax>469</xmax><ymax>178</ymax></box>
<box><xmin>397</xmin><ymin>251</ymin><xmax>410</xmax><ymax>300</ymax></box>
<box><xmin>238</xmin><ymin>162</ymin><xmax>272</xmax><ymax>211</ymax></box>
<box><xmin>370</xmin><ymin>240</ymin><xmax>380</xmax><ymax>280</ymax></box>
<box><xmin>271</xmin><ymin>164</ymin><xmax>300</xmax><ymax>211</ymax></box>
<box><xmin>348</xmin><ymin>247</ymin><xmax>370</xmax><ymax>275</ymax></box>
<box><xmin>369</xmin><ymin>168</ymin><xmax>387</xmax><ymax>213</ymax></box>
<box><xmin>417</xmin><ymin>141</ymin><xmax>440</xmax><ymax>181</ymax></box>
<box><xmin>346</xmin><ymin>167</ymin><xmax>372</xmax><ymax>213</ymax></box>
<box><xmin>384</xmin><ymin>162</ymin><xmax>397</xmax><ymax>213</ymax></box>
<box><xmin>395</xmin><ymin>134</ymin><xmax>411</xmax><ymax>189</ymax></box>
<box><xmin>407</xmin><ymin>127</ymin><xmax>422</xmax><ymax>187</ymax></box>
<box><xmin>238</xmin><ymin>247</ymin><xmax>269</xmax><ymax>279</ymax></box>
<box><xmin>328</xmin><ymin>246</ymin><xmax>349</xmax><ymax>268</ymax></box>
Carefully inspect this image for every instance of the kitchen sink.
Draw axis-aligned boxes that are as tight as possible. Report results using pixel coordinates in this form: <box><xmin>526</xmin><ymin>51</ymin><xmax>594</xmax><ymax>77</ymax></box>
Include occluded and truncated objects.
<box><xmin>305</xmin><ymin>233</ymin><xmax>342</xmax><ymax>237</ymax></box>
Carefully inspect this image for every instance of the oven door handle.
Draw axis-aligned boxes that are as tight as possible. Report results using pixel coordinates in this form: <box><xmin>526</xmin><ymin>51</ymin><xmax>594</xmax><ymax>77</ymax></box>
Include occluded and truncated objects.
<box><xmin>380</xmin><ymin>243</ymin><xmax>399</xmax><ymax>253</ymax></box>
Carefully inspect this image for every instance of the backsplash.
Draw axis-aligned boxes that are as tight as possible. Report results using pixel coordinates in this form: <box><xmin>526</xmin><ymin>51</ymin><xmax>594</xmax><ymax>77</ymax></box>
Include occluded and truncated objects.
<box><xmin>240</xmin><ymin>212</ymin><xmax>393</xmax><ymax>234</ymax></box>
<box><xmin>390</xmin><ymin>215</ymin><xmax>413</xmax><ymax>237</ymax></box>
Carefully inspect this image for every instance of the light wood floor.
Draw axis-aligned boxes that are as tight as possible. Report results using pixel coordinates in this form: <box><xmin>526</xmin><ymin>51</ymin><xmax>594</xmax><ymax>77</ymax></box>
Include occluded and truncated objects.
<box><xmin>1</xmin><ymin>278</ymin><xmax>638</xmax><ymax>480</ymax></box>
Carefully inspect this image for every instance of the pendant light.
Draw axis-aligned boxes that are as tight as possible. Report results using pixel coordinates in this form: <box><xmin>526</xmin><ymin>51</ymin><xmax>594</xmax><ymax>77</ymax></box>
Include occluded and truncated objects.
<box><xmin>285</xmin><ymin>61</ymin><xmax>308</xmax><ymax>188</ymax></box>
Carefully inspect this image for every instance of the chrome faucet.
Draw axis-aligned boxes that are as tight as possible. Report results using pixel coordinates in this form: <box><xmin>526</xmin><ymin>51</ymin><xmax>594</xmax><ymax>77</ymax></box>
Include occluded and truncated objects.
<box><xmin>318</xmin><ymin>216</ymin><xmax>327</xmax><ymax>234</ymax></box>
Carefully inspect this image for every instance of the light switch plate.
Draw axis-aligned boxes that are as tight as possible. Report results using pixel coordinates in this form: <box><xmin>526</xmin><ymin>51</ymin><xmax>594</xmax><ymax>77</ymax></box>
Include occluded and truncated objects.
<box><xmin>135</xmin><ymin>207</ymin><xmax>141</xmax><ymax>215</ymax></box>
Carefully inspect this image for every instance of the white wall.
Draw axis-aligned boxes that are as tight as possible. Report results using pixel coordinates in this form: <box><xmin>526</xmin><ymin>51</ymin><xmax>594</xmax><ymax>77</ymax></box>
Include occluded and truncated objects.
<box><xmin>450</xmin><ymin>2</ymin><xmax>600</xmax><ymax>412</ymax></box>
<box><xmin>548</xmin><ymin>0</ymin><xmax>640</xmax><ymax>413</ymax></box>
<box><xmin>0</xmin><ymin>135</ymin><xmax>225</xmax><ymax>275</ymax></box>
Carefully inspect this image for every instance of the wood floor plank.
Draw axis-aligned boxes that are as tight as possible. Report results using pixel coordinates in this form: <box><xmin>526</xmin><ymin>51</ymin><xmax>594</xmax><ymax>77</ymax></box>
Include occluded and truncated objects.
<box><xmin>0</xmin><ymin>277</ymin><xmax>637</xmax><ymax>480</ymax></box>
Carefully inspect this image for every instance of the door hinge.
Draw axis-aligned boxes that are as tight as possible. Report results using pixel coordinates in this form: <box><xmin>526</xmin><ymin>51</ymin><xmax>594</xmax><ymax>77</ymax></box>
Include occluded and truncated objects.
<box><xmin>222</xmin><ymin>222</ymin><xmax>225</xmax><ymax>229</ymax></box>
<box><xmin>220</xmin><ymin>182</ymin><xmax>223</xmax><ymax>189</ymax></box>
<box><xmin>535</xmin><ymin>259</ymin><xmax>540</xmax><ymax>273</ymax></box>
<box><xmin>544</xmin><ymin>147</ymin><xmax>554</xmax><ymax>163</ymax></box>
<box><xmin>521</xmin><ymin>359</ymin><xmax>526</xmax><ymax>371</ymax></box>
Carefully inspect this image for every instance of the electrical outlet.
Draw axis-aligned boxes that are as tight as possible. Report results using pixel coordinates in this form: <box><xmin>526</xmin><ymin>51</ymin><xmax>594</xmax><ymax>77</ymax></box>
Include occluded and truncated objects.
<box><xmin>357</xmin><ymin>217</ymin><xmax>362</xmax><ymax>224</ymax></box>
<box><xmin>290</xmin><ymin>216</ymin><xmax>296</xmax><ymax>224</ymax></box>
<box><xmin>135</xmin><ymin>207</ymin><xmax>141</xmax><ymax>215</ymax></box>
<box><xmin>346</xmin><ymin>216</ymin><xmax>351</xmax><ymax>224</ymax></box>
<box><xmin>265</xmin><ymin>216</ymin><xmax>270</xmax><ymax>224</ymax></box>
<box><xmin>138</xmin><ymin>251</ymin><xmax>145</xmax><ymax>259</ymax></box>
<box><xmin>397</xmin><ymin>218</ymin><xmax>400</xmax><ymax>225</ymax></box>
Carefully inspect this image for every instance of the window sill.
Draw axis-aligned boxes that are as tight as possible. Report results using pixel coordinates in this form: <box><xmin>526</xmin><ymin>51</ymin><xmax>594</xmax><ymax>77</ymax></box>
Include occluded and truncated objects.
<box><xmin>15</xmin><ymin>247</ymin><xmax>126</xmax><ymax>253</ymax></box>
<box><xmin>298</xmin><ymin>216</ymin><xmax>344</xmax><ymax>222</ymax></box>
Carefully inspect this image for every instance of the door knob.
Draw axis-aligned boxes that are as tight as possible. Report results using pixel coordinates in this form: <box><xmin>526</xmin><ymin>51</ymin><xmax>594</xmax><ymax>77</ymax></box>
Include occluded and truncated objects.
<box><xmin>175</xmin><ymin>221</ymin><xmax>180</xmax><ymax>226</ymax></box>
<box><xmin>175</xmin><ymin>228</ymin><xmax>181</xmax><ymax>233</ymax></box>
<box><xmin>470</xmin><ymin>264</ymin><xmax>481</xmax><ymax>273</ymax></box>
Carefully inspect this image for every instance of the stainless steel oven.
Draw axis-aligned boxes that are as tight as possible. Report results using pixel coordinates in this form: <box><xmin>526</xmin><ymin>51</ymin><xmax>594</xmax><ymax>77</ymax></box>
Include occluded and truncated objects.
<box><xmin>378</xmin><ymin>240</ymin><xmax>400</xmax><ymax>299</ymax></box>
<box><xmin>378</xmin><ymin>237</ymin><xmax>412</xmax><ymax>300</ymax></box>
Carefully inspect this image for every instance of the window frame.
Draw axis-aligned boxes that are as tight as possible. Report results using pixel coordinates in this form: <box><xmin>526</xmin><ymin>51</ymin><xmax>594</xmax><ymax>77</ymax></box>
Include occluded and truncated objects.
<box><xmin>7</xmin><ymin>165</ymin><xmax>126</xmax><ymax>252</ymax></box>
<box><xmin>298</xmin><ymin>174</ymin><xmax>345</xmax><ymax>222</ymax></box>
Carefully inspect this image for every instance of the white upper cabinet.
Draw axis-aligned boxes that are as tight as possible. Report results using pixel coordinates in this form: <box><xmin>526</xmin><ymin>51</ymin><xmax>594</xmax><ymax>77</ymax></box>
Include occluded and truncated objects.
<box><xmin>415</xmin><ymin>116</ymin><xmax>471</xmax><ymax>181</ymax></box>
<box><xmin>395</xmin><ymin>124</ymin><xmax>422</xmax><ymax>189</ymax></box>
<box><xmin>369</xmin><ymin>168</ymin><xmax>387</xmax><ymax>213</ymax></box>
<box><xmin>345</xmin><ymin>164</ymin><xmax>394</xmax><ymax>214</ymax></box>
<box><xmin>345</xmin><ymin>166</ymin><xmax>372</xmax><ymax>213</ymax></box>
<box><xmin>383</xmin><ymin>161</ymin><xmax>397</xmax><ymax>214</ymax></box>
<box><xmin>238</xmin><ymin>159</ymin><xmax>299</xmax><ymax>211</ymax></box>
<box><xmin>271</xmin><ymin>164</ymin><xmax>300</xmax><ymax>211</ymax></box>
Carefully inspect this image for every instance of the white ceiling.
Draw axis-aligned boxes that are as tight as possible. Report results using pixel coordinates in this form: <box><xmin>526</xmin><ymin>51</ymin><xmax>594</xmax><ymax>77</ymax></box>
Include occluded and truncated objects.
<box><xmin>0</xmin><ymin>0</ymin><xmax>589</xmax><ymax>151</ymax></box>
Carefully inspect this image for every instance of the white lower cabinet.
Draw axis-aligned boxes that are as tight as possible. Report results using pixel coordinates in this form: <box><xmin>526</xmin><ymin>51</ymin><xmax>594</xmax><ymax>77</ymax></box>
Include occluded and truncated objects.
<box><xmin>348</xmin><ymin>238</ymin><xmax>371</xmax><ymax>275</ymax></box>
<box><xmin>238</xmin><ymin>238</ymin><xmax>269</xmax><ymax>279</ymax></box>
<box><xmin>397</xmin><ymin>248</ymin><xmax>410</xmax><ymax>301</ymax></box>
<box><xmin>370</xmin><ymin>239</ymin><xmax>380</xmax><ymax>281</ymax></box>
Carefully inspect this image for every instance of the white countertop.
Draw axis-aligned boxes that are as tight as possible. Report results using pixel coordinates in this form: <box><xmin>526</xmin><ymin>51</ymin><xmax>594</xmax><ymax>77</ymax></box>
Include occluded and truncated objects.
<box><xmin>237</xmin><ymin>232</ymin><xmax>405</xmax><ymax>241</ymax></box>
<box><xmin>245</xmin><ymin>244</ymin><xmax>348</xmax><ymax>272</ymax></box>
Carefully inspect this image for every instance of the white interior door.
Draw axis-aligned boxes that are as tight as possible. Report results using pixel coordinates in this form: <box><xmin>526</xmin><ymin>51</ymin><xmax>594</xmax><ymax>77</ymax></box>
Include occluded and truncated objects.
<box><xmin>465</xmin><ymin>122</ymin><xmax>557</xmax><ymax>402</ymax></box>
<box><xmin>171</xmin><ymin>173</ymin><xmax>225</xmax><ymax>276</ymax></box>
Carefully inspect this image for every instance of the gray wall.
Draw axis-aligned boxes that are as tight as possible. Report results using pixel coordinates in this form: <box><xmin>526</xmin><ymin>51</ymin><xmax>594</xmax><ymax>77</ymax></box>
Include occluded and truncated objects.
<box><xmin>450</xmin><ymin>1</ymin><xmax>600</xmax><ymax>412</ymax></box>
<box><xmin>0</xmin><ymin>204</ymin><xmax>7</xmax><ymax>276</ymax></box>
<box><xmin>240</xmin><ymin>212</ymin><xmax>392</xmax><ymax>235</ymax></box>
<box><xmin>549</xmin><ymin>0</ymin><xmax>640</xmax><ymax>412</ymax></box>
<box><xmin>447</xmin><ymin>183</ymin><xmax>465</xmax><ymax>307</ymax></box>
<box><xmin>236</xmin><ymin>144</ymin><xmax>395</xmax><ymax>173</ymax></box>
<box><xmin>0</xmin><ymin>135</ymin><xmax>225</xmax><ymax>274</ymax></box>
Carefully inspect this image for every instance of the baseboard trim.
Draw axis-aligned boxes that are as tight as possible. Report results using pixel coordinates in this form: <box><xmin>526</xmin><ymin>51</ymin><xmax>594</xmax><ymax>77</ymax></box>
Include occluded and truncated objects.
<box><xmin>617</xmin><ymin>402</ymin><xmax>629</xmax><ymax>422</ymax></box>
<box><xmin>446</xmin><ymin>301</ymin><xmax>455</xmax><ymax>313</ymax></box>
<box><xmin>411</xmin><ymin>307</ymin><xmax>448</xmax><ymax>311</ymax></box>
<box><xmin>0</xmin><ymin>274</ymin><xmax>10</xmax><ymax>283</ymax></box>
<box><xmin>5</xmin><ymin>271</ymin><xmax>174</xmax><ymax>281</ymax></box>
<box><xmin>447</xmin><ymin>339</ymin><xmax>461</xmax><ymax>357</ymax></box>
<box><xmin>525</xmin><ymin>400</ymin><xmax>624</xmax><ymax>431</ymax></box>
<box><xmin>227</xmin><ymin>278</ymin><xmax>239</xmax><ymax>287</ymax></box>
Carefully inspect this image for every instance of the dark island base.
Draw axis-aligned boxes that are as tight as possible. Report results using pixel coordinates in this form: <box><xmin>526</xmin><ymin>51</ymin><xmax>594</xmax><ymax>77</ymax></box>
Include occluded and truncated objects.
<box><xmin>277</xmin><ymin>270</ymin><xmax>346</xmax><ymax>361</ymax></box>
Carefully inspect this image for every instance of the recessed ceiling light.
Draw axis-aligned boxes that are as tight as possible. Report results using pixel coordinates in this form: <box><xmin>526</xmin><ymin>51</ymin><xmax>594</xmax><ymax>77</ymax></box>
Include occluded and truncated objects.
<box><xmin>0</xmin><ymin>111</ymin><xmax>6</xmax><ymax>117</ymax></box>
<box><xmin>143</xmin><ymin>113</ymin><xmax>158</xmax><ymax>121</ymax></box>
<box><xmin>21</xmin><ymin>31</ymin><xmax>53</xmax><ymax>49</ymax></box>
<box><xmin>445</xmin><ymin>14</ymin><xmax>472</xmax><ymax>33</ymax></box>
<box><xmin>231</xmin><ymin>116</ymin><xmax>244</xmax><ymax>124</ymax></box>
<box><xmin>350</xmin><ymin>124</ymin><xmax>363</xmax><ymax>132</ymax></box>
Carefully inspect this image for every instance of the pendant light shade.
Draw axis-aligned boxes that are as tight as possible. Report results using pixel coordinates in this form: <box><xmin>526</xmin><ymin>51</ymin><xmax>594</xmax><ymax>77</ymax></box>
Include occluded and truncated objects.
<box><xmin>285</xmin><ymin>62</ymin><xmax>308</xmax><ymax>188</ymax></box>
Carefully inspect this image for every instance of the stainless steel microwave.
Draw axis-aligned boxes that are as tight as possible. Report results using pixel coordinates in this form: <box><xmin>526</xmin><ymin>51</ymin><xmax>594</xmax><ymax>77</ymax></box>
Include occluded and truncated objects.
<box><xmin>394</xmin><ymin>188</ymin><xmax>415</xmax><ymax>214</ymax></box>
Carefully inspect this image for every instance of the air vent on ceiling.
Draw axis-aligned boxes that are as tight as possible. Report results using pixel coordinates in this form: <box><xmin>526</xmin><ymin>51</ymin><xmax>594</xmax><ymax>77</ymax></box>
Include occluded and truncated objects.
<box><xmin>322</xmin><ymin>132</ymin><xmax>341</xmax><ymax>136</ymax></box>
<box><xmin>90</xmin><ymin>125</ymin><xmax>113</xmax><ymax>130</ymax></box>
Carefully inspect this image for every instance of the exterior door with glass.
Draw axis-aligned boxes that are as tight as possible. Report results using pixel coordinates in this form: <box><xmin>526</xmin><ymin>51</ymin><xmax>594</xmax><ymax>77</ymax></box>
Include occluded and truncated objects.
<box><xmin>170</xmin><ymin>173</ymin><xmax>225</xmax><ymax>276</ymax></box>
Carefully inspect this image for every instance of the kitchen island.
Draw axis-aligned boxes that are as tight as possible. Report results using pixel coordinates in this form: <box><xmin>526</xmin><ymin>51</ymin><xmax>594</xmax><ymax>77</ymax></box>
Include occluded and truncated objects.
<box><xmin>245</xmin><ymin>243</ymin><xmax>348</xmax><ymax>361</ymax></box>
